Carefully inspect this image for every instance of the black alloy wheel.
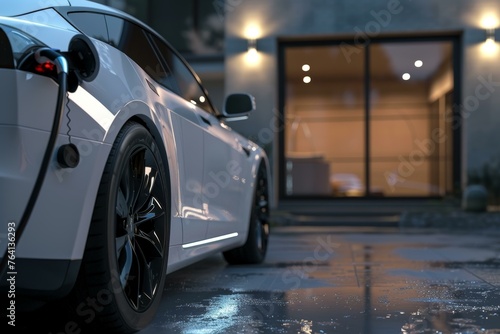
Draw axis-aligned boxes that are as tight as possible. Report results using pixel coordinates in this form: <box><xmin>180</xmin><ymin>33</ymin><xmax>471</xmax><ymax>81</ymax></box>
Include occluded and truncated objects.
<box><xmin>114</xmin><ymin>134</ymin><xmax>166</xmax><ymax>312</ymax></box>
<box><xmin>73</xmin><ymin>122</ymin><xmax>170</xmax><ymax>333</ymax></box>
<box><xmin>223</xmin><ymin>163</ymin><xmax>270</xmax><ymax>264</ymax></box>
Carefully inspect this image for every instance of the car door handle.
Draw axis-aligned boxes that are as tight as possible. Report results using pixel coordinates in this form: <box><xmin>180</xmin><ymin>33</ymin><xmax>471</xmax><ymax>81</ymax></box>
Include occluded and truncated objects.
<box><xmin>200</xmin><ymin>116</ymin><xmax>212</xmax><ymax>126</ymax></box>
<box><xmin>242</xmin><ymin>146</ymin><xmax>251</xmax><ymax>156</ymax></box>
<box><xmin>145</xmin><ymin>78</ymin><xmax>158</xmax><ymax>96</ymax></box>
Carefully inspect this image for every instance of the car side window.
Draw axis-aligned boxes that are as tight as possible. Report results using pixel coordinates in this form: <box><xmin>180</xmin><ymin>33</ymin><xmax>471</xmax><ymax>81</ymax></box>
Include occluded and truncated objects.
<box><xmin>100</xmin><ymin>15</ymin><xmax>177</xmax><ymax>92</ymax></box>
<box><xmin>67</xmin><ymin>12</ymin><xmax>108</xmax><ymax>43</ymax></box>
<box><xmin>151</xmin><ymin>35</ymin><xmax>216</xmax><ymax>115</ymax></box>
<box><xmin>68</xmin><ymin>13</ymin><xmax>166</xmax><ymax>88</ymax></box>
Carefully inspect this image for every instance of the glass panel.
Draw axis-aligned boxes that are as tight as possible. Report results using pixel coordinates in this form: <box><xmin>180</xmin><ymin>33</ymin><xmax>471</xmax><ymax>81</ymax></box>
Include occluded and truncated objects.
<box><xmin>92</xmin><ymin>0</ymin><xmax>149</xmax><ymax>22</ymax></box>
<box><xmin>153</xmin><ymin>34</ymin><xmax>216</xmax><ymax>114</ymax></box>
<box><xmin>68</xmin><ymin>12</ymin><xmax>108</xmax><ymax>43</ymax></box>
<box><xmin>284</xmin><ymin>45</ymin><xmax>366</xmax><ymax>197</ymax></box>
<box><xmin>369</xmin><ymin>41</ymin><xmax>453</xmax><ymax>197</ymax></box>
<box><xmin>148</xmin><ymin>1</ymin><xmax>224</xmax><ymax>55</ymax></box>
<box><xmin>105</xmin><ymin>16</ymin><xmax>172</xmax><ymax>88</ymax></box>
<box><xmin>95</xmin><ymin>0</ymin><xmax>224</xmax><ymax>55</ymax></box>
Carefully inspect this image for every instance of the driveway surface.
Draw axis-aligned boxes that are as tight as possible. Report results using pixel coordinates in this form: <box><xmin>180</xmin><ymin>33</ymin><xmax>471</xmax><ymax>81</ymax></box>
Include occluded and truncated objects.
<box><xmin>140</xmin><ymin>226</ymin><xmax>500</xmax><ymax>334</ymax></box>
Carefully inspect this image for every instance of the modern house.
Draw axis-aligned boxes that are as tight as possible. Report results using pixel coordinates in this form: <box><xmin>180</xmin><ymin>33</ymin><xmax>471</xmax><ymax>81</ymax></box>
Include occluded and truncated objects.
<box><xmin>94</xmin><ymin>0</ymin><xmax>500</xmax><ymax>211</ymax></box>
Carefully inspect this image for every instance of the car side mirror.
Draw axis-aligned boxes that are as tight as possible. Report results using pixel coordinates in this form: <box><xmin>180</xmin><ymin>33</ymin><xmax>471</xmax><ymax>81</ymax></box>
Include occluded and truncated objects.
<box><xmin>222</xmin><ymin>93</ymin><xmax>255</xmax><ymax>121</ymax></box>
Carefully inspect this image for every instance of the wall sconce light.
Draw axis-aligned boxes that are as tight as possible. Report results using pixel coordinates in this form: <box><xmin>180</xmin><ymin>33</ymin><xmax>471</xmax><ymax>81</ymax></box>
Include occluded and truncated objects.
<box><xmin>486</xmin><ymin>28</ymin><xmax>496</xmax><ymax>44</ymax></box>
<box><xmin>245</xmin><ymin>38</ymin><xmax>259</xmax><ymax>64</ymax></box>
<box><xmin>482</xmin><ymin>27</ymin><xmax>499</xmax><ymax>56</ymax></box>
<box><xmin>244</xmin><ymin>25</ymin><xmax>260</xmax><ymax>64</ymax></box>
<box><xmin>248</xmin><ymin>38</ymin><xmax>257</xmax><ymax>54</ymax></box>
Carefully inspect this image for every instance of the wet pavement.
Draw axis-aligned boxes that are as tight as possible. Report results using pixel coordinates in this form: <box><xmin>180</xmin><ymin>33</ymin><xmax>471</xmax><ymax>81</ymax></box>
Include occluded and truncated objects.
<box><xmin>140</xmin><ymin>226</ymin><xmax>500</xmax><ymax>334</ymax></box>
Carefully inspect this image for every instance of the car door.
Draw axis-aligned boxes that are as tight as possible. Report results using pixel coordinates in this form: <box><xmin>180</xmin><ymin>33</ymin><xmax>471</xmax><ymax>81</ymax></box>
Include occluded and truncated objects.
<box><xmin>150</xmin><ymin>35</ymin><xmax>248</xmax><ymax>239</ymax></box>
<box><xmin>200</xmin><ymin>113</ymin><xmax>250</xmax><ymax>239</ymax></box>
<box><xmin>156</xmin><ymin>92</ymin><xmax>209</xmax><ymax>245</ymax></box>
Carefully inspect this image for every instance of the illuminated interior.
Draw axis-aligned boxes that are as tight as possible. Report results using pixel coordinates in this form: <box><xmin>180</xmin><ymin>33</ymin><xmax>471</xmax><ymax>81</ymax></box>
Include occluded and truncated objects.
<box><xmin>283</xmin><ymin>40</ymin><xmax>455</xmax><ymax>197</ymax></box>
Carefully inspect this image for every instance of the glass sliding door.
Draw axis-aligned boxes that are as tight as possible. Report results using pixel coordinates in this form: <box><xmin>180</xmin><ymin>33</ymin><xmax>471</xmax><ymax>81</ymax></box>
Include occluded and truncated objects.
<box><xmin>369</xmin><ymin>41</ymin><xmax>454</xmax><ymax>196</ymax></box>
<box><xmin>280</xmin><ymin>37</ymin><xmax>457</xmax><ymax>198</ymax></box>
<box><xmin>284</xmin><ymin>45</ymin><xmax>366</xmax><ymax>196</ymax></box>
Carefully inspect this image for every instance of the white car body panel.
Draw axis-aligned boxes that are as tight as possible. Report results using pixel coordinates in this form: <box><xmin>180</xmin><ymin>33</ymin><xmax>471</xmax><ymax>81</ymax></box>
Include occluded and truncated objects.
<box><xmin>0</xmin><ymin>1</ymin><xmax>70</xmax><ymax>17</ymax></box>
<box><xmin>0</xmin><ymin>0</ymin><xmax>271</xmax><ymax>297</ymax></box>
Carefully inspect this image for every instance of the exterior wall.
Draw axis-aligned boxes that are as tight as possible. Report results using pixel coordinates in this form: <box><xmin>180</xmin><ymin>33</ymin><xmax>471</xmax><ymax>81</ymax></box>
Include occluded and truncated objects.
<box><xmin>224</xmin><ymin>0</ymin><xmax>500</xmax><ymax>197</ymax></box>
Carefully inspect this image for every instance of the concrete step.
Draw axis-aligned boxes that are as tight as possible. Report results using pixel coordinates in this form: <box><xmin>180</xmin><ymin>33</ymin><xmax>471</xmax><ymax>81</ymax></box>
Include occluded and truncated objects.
<box><xmin>275</xmin><ymin>198</ymin><xmax>460</xmax><ymax>215</ymax></box>
<box><xmin>271</xmin><ymin>198</ymin><xmax>461</xmax><ymax>227</ymax></box>
<box><xmin>286</xmin><ymin>214</ymin><xmax>400</xmax><ymax>227</ymax></box>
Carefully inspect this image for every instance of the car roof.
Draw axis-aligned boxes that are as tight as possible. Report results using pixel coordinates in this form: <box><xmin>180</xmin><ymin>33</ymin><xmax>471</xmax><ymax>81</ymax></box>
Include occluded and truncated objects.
<box><xmin>0</xmin><ymin>0</ymin><xmax>119</xmax><ymax>17</ymax></box>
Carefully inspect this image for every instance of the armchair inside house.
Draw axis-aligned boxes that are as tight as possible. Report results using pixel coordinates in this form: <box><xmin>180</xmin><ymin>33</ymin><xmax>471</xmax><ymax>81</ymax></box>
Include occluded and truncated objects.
<box><xmin>286</xmin><ymin>153</ymin><xmax>331</xmax><ymax>195</ymax></box>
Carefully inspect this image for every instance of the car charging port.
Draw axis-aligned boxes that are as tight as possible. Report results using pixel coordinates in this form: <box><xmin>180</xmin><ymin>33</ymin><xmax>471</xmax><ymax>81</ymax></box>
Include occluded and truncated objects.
<box><xmin>57</xmin><ymin>143</ymin><xmax>80</xmax><ymax>169</ymax></box>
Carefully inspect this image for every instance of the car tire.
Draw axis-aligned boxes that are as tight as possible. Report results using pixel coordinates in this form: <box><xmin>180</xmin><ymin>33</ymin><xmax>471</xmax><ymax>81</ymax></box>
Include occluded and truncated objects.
<box><xmin>71</xmin><ymin>122</ymin><xmax>170</xmax><ymax>333</ymax></box>
<box><xmin>223</xmin><ymin>163</ymin><xmax>270</xmax><ymax>264</ymax></box>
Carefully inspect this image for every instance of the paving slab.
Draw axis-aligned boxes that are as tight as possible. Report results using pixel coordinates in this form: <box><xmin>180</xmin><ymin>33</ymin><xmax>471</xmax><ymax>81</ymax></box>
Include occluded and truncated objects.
<box><xmin>137</xmin><ymin>226</ymin><xmax>500</xmax><ymax>334</ymax></box>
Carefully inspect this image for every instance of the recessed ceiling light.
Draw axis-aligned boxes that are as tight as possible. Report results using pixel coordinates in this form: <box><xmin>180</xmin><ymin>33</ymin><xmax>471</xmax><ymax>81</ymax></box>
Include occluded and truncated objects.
<box><xmin>414</xmin><ymin>60</ymin><xmax>423</xmax><ymax>68</ymax></box>
<box><xmin>303</xmin><ymin>76</ymin><xmax>311</xmax><ymax>83</ymax></box>
<box><xmin>402</xmin><ymin>73</ymin><xmax>411</xmax><ymax>81</ymax></box>
<box><xmin>302</xmin><ymin>64</ymin><xmax>310</xmax><ymax>72</ymax></box>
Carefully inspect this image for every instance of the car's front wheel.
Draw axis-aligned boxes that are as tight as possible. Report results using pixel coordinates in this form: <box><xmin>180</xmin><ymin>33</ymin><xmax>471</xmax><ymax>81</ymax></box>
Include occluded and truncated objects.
<box><xmin>72</xmin><ymin>122</ymin><xmax>170</xmax><ymax>333</ymax></box>
<box><xmin>223</xmin><ymin>163</ymin><xmax>270</xmax><ymax>264</ymax></box>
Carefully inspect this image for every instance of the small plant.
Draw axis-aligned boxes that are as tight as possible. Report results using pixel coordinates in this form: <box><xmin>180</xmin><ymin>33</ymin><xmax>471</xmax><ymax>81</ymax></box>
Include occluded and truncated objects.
<box><xmin>467</xmin><ymin>155</ymin><xmax>500</xmax><ymax>205</ymax></box>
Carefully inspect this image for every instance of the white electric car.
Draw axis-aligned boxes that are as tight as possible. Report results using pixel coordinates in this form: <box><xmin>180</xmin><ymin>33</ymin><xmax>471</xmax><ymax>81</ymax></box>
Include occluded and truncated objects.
<box><xmin>0</xmin><ymin>1</ymin><xmax>270</xmax><ymax>332</ymax></box>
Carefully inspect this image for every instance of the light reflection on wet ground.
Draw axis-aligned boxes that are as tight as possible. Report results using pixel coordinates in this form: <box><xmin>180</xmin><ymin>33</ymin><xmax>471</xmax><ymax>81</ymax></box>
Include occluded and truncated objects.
<box><xmin>140</xmin><ymin>227</ymin><xmax>500</xmax><ymax>334</ymax></box>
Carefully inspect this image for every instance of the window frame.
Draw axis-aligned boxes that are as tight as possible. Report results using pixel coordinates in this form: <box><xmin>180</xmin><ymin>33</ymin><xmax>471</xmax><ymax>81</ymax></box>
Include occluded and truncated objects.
<box><xmin>278</xmin><ymin>34</ymin><xmax>463</xmax><ymax>200</ymax></box>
